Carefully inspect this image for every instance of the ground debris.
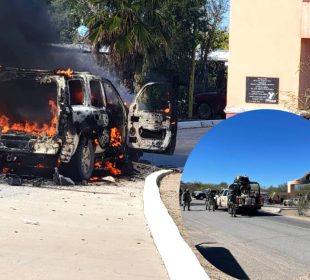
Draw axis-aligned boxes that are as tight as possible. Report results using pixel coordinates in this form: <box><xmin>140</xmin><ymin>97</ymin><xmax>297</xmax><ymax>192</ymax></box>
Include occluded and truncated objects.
<box><xmin>33</xmin><ymin>179</ymin><xmax>44</xmax><ymax>187</ymax></box>
<box><xmin>0</xmin><ymin>161</ymin><xmax>160</xmax><ymax>190</ymax></box>
<box><xmin>131</xmin><ymin>162</ymin><xmax>161</xmax><ymax>179</ymax></box>
<box><xmin>53</xmin><ymin>168</ymin><xmax>75</xmax><ymax>186</ymax></box>
<box><xmin>6</xmin><ymin>176</ymin><xmax>23</xmax><ymax>186</ymax></box>
<box><xmin>23</xmin><ymin>219</ymin><xmax>40</xmax><ymax>226</ymax></box>
<box><xmin>101</xmin><ymin>176</ymin><xmax>116</xmax><ymax>183</ymax></box>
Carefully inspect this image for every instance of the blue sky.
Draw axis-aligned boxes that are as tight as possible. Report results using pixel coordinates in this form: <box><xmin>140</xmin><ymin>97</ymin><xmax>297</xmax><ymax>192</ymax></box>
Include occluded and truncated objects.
<box><xmin>182</xmin><ymin>110</ymin><xmax>310</xmax><ymax>187</ymax></box>
<box><xmin>220</xmin><ymin>1</ymin><xmax>230</xmax><ymax>30</ymax></box>
<box><xmin>221</xmin><ymin>10</ymin><xmax>230</xmax><ymax>29</ymax></box>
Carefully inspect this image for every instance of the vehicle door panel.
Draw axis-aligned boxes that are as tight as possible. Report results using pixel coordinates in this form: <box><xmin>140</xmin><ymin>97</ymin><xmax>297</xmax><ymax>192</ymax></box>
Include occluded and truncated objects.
<box><xmin>126</xmin><ymin>82</ymin><xmax>177</xmax><ymax>154</ymax></box>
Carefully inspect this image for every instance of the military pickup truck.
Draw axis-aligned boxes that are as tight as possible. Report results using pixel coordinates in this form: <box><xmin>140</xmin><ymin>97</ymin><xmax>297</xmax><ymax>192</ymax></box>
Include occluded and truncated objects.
<box><xmin>0</xmin><ymin>67</ymin><xmax>177</xmax><ymax>181</ymax></box>
<box><xmin>215</xmin><ymin>176</ymin><xmax>262</xmax><ymax>214</ymax></box>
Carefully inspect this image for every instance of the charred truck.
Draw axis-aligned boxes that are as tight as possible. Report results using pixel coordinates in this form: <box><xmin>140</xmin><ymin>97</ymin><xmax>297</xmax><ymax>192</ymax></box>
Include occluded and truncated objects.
<box><xmin>228</xmin><ymin>176</ymin><xmax>262</xmax><ymax>214</ymax></box>
<box><xmin>0</xmin><ymin>67</ymin><xmax>177</xmax><ymax>181</ymax></box>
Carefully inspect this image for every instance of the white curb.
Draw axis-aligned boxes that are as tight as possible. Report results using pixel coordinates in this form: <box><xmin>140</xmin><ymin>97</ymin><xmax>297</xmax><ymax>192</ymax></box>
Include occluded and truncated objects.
<box><xmin>144</xmin><ymin>170</ymin><xmax>209</xmax><ymax>280</ymax></box>
<box><xmin>178</xmin><ymin>120</ymin><xmax>222</xmax><ymax>130</ymax></box>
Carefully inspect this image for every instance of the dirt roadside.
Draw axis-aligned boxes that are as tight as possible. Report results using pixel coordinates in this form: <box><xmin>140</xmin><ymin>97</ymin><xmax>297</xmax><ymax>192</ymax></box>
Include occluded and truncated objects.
<box><xmin>0</xmin><ymin>178</ymin><xmax>168</xmax><ymax>280</ymax></box>
<box><xmin>159</xmin><ymin>172</ymin><xmax>233</xmax><ymax>280</ymax></box>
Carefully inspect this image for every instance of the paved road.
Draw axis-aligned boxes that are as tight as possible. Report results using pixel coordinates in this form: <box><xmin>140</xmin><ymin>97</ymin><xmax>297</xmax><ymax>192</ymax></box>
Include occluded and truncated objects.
<box><xmin>182</xmin><ymin>200</ymin><xmax>310</xmax><ymax>280</ymax></box>
<box><xmin>0</xmin><ymin>179</ymin><xmax>168</xmax><ymax>280</ymax></box>
<box><xmin>142</xmin><ymin>127</ymin><xmax>210</xmax><ymax>168</ymax></box>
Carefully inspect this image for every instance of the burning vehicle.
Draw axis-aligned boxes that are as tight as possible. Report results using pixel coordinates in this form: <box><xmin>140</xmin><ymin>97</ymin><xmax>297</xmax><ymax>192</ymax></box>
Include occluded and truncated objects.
<box><xmin>0</xmin><ymin>67</ymin><xmax>177</xmax><ymax>181</ymax></box>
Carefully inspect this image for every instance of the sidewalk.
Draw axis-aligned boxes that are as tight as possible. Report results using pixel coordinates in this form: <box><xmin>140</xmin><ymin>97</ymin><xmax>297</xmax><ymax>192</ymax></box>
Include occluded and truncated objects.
<box><xmin>178</xmin><ymin>119</ymin><xmax>223</xmax><ymax>130</ymax></box>
<box><xmin>0</xmin><ymin>179</ymin><xmax>168</xmax><ymax>280</ymax></box>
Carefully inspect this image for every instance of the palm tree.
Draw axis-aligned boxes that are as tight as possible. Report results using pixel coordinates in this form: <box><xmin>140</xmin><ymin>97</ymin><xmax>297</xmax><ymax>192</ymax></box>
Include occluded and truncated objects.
<box><xmin>87</xmin><ymin>0</ymin><xmax>171</xmax><ymax>90</ymax></box>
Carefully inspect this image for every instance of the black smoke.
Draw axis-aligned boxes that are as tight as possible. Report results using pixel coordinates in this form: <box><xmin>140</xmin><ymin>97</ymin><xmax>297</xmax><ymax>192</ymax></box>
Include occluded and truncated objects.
<box><xmin>0</xmin><ymin>1</ymin><xmax>131</xmax><ymax>96</ymax></box>
<box><xmin>0</xmin><ymin>0</ymin><xmax>59</xmax><ymax>68</ymax></box>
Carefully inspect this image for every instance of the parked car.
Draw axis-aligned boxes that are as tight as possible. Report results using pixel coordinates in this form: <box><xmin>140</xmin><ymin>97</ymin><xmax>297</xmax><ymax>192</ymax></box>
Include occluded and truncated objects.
<box><xmin>192</xmin><ymin>189</ymin><xmax>218</xmax><ymax>200</ymax></box>
<box><xmin>192</xmin><ymin>189</ymin><xmax>209</xmax><ymax>200</ymax></box>
<box><xmin>194</xmin><ymin>90</ymin><xmax>226</xmax><ymax>119</ymax></box>
<box><xmin>283</xmin><ymin>197</ymin><xmax>300</xmax><ymax>206</ymax></box>
<box><xmin>0</xmin><ymin>67</ymin><xmax>177</xmax><ymax>181</ymax></box>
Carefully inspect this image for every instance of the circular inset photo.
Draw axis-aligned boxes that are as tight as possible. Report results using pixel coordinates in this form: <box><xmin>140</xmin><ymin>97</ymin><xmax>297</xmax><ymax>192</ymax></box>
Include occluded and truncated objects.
<box><xmin>180</xmin><ymin>109</ymin><xmax>310</xmax><ymax>280</ymax></box>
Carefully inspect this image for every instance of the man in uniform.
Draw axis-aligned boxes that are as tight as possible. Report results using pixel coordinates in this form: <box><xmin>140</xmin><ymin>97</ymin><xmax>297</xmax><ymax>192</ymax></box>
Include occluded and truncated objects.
<box><xmin>183</xmin><ymin>188</ymin><xmax>192</xmax><ymax>211</ymax></box>
<box><xmin>206</xmin><ymin>190</ymin><xmax>216</xmax><ymax>211</ymax></box>
<box><xmin>228</xmin><ymin>184</ymin><xmax>237</xmax><ymax>217</ymax></box>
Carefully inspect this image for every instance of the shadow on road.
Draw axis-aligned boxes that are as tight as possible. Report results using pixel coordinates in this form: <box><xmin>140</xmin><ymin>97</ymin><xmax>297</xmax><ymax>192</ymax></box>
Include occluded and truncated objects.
<box><xmin>196</xmin><ymin>243</ymin><xmax>249</xmax><ymax>280</ymax></box>
<box><xmin>234</xmin><ymin>211</ymin><xmax>280</xmax><ymax>218</ymax></box>
<box><xmin>256</xmin><ymin>211</ymin><xmax>281</xmax><ymax>217</ymax></box>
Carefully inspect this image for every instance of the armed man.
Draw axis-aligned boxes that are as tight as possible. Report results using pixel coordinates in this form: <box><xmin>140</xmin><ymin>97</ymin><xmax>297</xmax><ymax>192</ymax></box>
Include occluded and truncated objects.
<box><xmin>183</xmin><ymin>188</ymin><xmax>192</xmax><ymax>211</ymax></box>
<box><xmin>206</xmin><ymin>189</ymin><xmax>216</xmax><ymax>211</ymax></box>
<box><xmin>228</xmin><ymin>183</ymin><xmax>238</xmax><ymax>217</ymax></box>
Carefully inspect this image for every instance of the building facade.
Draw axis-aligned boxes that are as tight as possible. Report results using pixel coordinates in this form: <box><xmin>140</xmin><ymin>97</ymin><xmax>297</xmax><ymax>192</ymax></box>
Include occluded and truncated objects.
<box><xmin>226</xmin><ymin>0</ymin><xmax>310</xmax><ymax>117</ymax></box>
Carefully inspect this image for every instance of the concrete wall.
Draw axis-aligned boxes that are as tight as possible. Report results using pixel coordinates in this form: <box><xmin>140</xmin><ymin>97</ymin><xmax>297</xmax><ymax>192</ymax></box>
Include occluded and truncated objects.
<box><xmin>226</xmin><ymin>0</ymin><xmax>303</xmax><ymax>117</ymax></box>
<box><xmin>301</xmin><ymin>1</ymin><xmax>310</xmax><ymax>38</ymax></box>
<box><xmin>299</xmin><ymin>39</ymin><xmax>310</xmax><ymax>109</ymax></box>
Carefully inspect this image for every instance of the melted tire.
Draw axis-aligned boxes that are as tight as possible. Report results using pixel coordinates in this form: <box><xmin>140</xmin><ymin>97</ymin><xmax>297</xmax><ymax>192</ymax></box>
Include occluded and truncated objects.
<box><xmin>62</xmin><ymin>139</ymin><xmax>95</xmax><ymax>182</ymax></box>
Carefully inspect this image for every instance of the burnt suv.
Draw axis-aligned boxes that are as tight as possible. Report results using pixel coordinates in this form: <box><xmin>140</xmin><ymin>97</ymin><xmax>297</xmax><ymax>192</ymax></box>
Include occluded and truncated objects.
<box><xmin>0</xmin><ymin>67</ymin><xmax>177</xmax><ymax>181</ymax></box>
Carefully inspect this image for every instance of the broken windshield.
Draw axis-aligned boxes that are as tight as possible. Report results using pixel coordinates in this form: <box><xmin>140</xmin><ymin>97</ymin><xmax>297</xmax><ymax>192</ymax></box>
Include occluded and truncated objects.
<box><xmin>137</xmin><ymin>84</ymin><xmax>171</xmax><ymax>113</ymax></box>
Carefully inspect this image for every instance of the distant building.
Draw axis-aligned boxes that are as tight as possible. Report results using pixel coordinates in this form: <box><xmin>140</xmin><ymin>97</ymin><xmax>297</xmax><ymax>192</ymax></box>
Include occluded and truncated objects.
<box><xmin>226</xmin><ymin>0</ymin><xmax>310</xmax><ymax>118</ymax></box>
<box><xmin>288</xmin><ymin>172</ymin><xmax>310</xmax><ymax>193</ymax></box>
<box><xmin>208</xmin><ymin>49</ymin><xmax>229</xmax><ymax>65</ymax></box>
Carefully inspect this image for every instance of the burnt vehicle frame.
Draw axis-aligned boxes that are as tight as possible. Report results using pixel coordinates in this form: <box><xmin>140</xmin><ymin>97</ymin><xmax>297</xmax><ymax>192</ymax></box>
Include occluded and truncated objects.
<box><xmin>0</xmin><ymin>67</ymin><xmax>177</xmax><ymax>181</ymax></box>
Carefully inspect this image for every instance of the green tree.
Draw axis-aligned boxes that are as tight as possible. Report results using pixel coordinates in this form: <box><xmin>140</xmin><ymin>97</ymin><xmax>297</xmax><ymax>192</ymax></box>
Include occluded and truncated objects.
<box><xmin>87</xmin><ymin>0</ymin><xmax>171</xmax><ymax>90</ymax></box>
<box><xmin>151</xmin><ymin>0</ymin><xmax>228</xmax><ymax>118</ymax></box>
<box><xmin>48</xmin><ymin>0</ymin><xmax>229</xmax><ymax>118</ymax></box>
<box><xmin>48</xmin><ymin>0</ymin><xmax>94</xmax><ymax>42</ymax></box>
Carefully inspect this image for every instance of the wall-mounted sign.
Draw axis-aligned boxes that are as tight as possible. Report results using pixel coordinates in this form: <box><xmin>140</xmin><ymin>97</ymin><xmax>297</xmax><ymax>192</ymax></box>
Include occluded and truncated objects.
<box><xmin>246</xmin><ymin>77</ymin><xmax>279</xmax><ymax>104</ymax></box>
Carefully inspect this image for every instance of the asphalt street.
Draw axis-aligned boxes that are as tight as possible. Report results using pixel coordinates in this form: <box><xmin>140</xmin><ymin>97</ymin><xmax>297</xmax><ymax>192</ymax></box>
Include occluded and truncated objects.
<box><xmin>142</xmin><ymin>127</ymin><xmax>211</xmax><ymax>168</ymax></box>
<box><xmin>182</xmin><ymin>199</ymin><xmax>310</xmax><ymax>280</ymax></box>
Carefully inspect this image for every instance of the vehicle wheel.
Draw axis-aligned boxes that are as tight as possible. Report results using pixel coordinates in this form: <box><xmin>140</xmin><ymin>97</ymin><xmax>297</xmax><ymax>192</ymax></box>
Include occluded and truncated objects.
<box><xmin>197</xmin><ymin>103</ymin><xmax>213</xmax><ymax>120</ymax></box>
<box><xmin>63</xmin><ymin>138</ymin><xmax>95</xmax><ymax>181</ymax></box>
<box><xmin>198</xmin><ymin>195</ymin><xmax>203</xmax><ymax>200</ymax></box>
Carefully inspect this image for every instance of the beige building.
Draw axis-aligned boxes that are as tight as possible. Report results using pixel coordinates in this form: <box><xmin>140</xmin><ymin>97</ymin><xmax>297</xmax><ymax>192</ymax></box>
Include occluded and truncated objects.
<box><xmin>226</xmin><ymin>0</ymin><xmax>310</xmax><ymax>117</ymax></box>
<box><xmin>288</xmin><ymin>172</ymin><xmax>310</xmax><ymax>193</ymax></box>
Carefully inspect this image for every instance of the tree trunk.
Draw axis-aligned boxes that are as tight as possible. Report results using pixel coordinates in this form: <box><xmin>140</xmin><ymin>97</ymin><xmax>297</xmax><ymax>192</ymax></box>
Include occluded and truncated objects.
<box><xmin>188</xmin><ymin>42</ymin><xmax>197</xmax><ymax>119</ymax></box>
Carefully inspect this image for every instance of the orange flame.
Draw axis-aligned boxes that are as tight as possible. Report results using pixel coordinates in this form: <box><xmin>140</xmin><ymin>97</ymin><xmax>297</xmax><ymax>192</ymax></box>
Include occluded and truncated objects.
<box><xmin>95</xmin><ymin>161</ymin><xmax>102</xmax><ymax>168</ymax></box>
<box><xmin>104</xmin><ymin>161</ymin><xmax>121</xmax><ymax>176</ymax></box>
<box><xmin>35</xmin><ymin>163</ymin><xmax>45</xmax><ymax>169</ymax></box>
<box><xmin>0</xmin><ymin>100</ymin><xmax>58</xmax><ymax>136</ymax></box>
<box><xmin>56</xmin><ymin>68</ymin><xmax>73</xmax><ymax>78</ymax></box>
<box><xmin>2</xmin><ymin>167</ymin><xmax>10</xmax><ymax>174</ymax></box>
<box><xmin>164</xmin><ymin>107</ymin><xmax>170</xmax><ymax>114</ymax></box>
<box><xmin>89</xmin><ymin>176</ymin><xmax>100</xmax><ymax>182</ymax></box>
<box><xmin>110</xmin><ymin>127</ymin><xmax>122</xmax><ymax>147</ymax></box>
